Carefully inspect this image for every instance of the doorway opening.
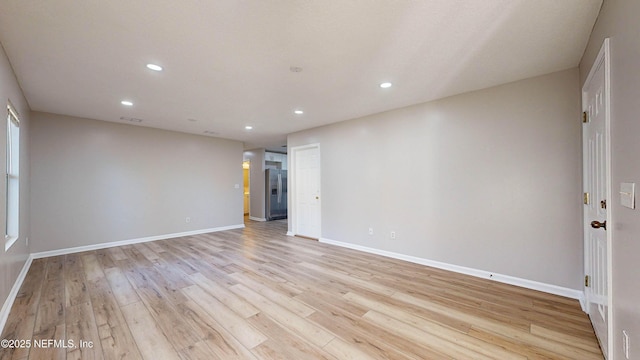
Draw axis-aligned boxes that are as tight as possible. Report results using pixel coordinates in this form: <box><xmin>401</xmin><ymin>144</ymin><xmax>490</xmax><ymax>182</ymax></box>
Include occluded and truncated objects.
<box><xmin>243</xmin><ymin>160</ymin><xmax>250</xmax><ymax>219</ymax></box>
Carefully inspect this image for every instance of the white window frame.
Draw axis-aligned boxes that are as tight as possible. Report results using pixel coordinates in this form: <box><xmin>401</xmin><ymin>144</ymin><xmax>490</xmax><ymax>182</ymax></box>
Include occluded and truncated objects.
<box><xmin>5</xmin><ymin>101</ymin><xmax>19</xmax><ymax>251</ymax></box>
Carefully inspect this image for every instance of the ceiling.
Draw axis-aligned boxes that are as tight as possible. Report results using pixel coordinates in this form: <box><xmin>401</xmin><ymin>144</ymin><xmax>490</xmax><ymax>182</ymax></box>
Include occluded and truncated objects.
<box><xmin>0</xmin><ymin>0</ymin><xmax>602</xmax><ymax>150</ymax></box>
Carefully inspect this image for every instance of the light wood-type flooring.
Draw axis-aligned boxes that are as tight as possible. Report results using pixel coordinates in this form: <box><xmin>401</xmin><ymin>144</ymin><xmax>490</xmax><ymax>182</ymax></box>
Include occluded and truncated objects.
<box><xmin>1</xmin><ymin>219</ymin><xmax>603</xmax><ymax>359</ymax></box>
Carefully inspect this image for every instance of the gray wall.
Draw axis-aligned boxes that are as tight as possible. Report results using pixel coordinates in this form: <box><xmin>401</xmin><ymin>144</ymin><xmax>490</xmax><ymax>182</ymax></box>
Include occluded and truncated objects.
<box><xmin>579</xmin><ymin>0</ymin><xmax>640</xmax><ymax>358</ymax></box>
<box><xmin>31</xmin><ymin>112</ymin><xmax>244</xmax><ymax>252</ymax></box>
<box><xmin>288</xmin><ymin>68</ymin><xmax>583</xmax><ymax>289</ymax></box>
<box><xmin>0</xmin><ymin>43</ymin><xmax>30</xmax><ymax>322</ymax></box>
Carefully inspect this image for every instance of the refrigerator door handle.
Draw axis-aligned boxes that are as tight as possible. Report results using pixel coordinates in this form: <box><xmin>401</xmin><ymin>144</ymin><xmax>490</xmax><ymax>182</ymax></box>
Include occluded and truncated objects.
<box><xmin>277</xmin><ymin>173</ymin><xmax>282</xmax><ymax>203</ymax></box>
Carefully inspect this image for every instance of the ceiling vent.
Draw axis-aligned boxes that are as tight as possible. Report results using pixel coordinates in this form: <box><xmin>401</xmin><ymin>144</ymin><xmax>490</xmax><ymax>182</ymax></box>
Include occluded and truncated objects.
<box><xmin>120</xmin><ymin>116</ymin><xmax>143</xmax><ymax>123</ymax></box>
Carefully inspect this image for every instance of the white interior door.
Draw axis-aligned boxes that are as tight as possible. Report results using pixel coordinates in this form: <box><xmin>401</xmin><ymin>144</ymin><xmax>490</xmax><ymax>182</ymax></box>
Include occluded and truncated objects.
<box><xmin>293</xmin><ymin>144</ymin><xmax>320</xmax><ymax>239</ymax></box>
<box><xmin>582</xmin><ymin>38</ymin><xmax>611</xmax><ymax>359</ymax></box>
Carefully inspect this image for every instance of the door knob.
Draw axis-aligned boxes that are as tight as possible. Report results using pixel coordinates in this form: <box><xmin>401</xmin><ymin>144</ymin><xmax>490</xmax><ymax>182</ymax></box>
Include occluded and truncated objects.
<box><xmin>590</xmin><ymin>220</ymin><xmax>607</xmax><ymax>230</ymax></box>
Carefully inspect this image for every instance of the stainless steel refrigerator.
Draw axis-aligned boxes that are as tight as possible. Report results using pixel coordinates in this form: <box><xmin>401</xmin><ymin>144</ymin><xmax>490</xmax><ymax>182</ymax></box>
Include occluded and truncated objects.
<box><xmin>265</xmin><ymin>169</ymin><xmax>287</xmax><ymax>220</ymax></box>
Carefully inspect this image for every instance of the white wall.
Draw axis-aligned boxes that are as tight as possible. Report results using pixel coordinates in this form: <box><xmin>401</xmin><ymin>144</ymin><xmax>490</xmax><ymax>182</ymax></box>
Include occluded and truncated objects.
<box><xmin>0</xmin><ymin>43</ymin><xmax>30</xmax><ymax>329</ymax></box>
<box><xmin>288</xmin><ymin>68</ymin><xmax>583</xmax><ymax>289</ymax></box>
<box><xmin>30</xmin><ymin>112</ymin><xmax>244</xmax><ymax>252</ymax></box>
<box><xmin>579</xmin><ymin>0</ymin><xmax>640</xmax><ymax>358</ymax></box>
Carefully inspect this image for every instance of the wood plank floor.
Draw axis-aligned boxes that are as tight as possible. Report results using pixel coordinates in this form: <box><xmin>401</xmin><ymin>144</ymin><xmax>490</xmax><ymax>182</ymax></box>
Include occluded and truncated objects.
<box><xmin>1</xmin><ymin>220</ymin><xmax>603</xmax><ymax>359</ymax></box>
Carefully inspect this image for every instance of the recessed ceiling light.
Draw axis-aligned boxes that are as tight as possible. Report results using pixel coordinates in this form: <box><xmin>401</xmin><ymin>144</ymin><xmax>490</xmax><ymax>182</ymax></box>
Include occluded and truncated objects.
<box><xmin>245</xmin><ymin>125</ymin><xmax>253</xmax><ymax>130</ymax></box>
<box><xmin>294</xmin><ymin>110</ymin><xmax>304</xmax><ymax>115</ymax></box>
<box><xmin>121</xmin><ymin>100</ymin><xmax>133</xmax><ymax>106</ymax></box>
<box><xmin>379</xmin><ymin>82</ymin><xmax>392</xmax><ymax>88</ymax></box>
<box><xmin>146</xmin><ymin>63</ymin><xmax>163</xmax><ymax>71</ymax></box>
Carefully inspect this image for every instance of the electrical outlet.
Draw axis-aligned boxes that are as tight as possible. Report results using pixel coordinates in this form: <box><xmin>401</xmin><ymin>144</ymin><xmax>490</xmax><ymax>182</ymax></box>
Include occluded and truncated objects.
<box><xmin>368</xmin><ymin>228</ymin><xmax>374</xmax><ymax>235</ymax></box>
<box><xmin>185</xmin><ymin>217</ymin><xmax>191</xmax><ymax>223</ymax></box>
<box><xmin>623</xmin><ymin>330</ymin><xmax>630</xmax><ymax>359</ymax></box>
<box><xmin>390</xmin><ymin>231</ymin><xmax>396</xmax><ymax>239</ymax></box>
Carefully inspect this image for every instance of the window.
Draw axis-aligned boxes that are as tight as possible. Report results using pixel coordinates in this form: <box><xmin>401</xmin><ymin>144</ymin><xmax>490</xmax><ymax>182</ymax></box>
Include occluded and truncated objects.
<box><xmin>5</xmin><ymin>102</ymin><xmax>19</xmax><ymax>251</ymax></box>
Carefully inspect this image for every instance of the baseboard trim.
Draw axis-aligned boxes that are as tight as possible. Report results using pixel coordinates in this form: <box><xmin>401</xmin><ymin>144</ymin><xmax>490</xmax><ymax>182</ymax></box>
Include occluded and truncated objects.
<box><xmin>0</xmin><ymin>255</ymin><xmax>33</xmax><ymax>336</ymax></box>
<box><xmin>31</xmin><ymin>224</ymin><xmax>245</xmax><ymax>259</ymax></box>
<box><xmin>286</xmin><ymin>231</ymin><xmax>295</xmax><ymax>237</ymax></box>
<box><xmin>249</xmin><ymin>216</ymin><xmax>267</xmax><ymax>222</ymax></box>
<box><xmin>579</xmin><ymin>294</ymin><xmax>587</xmax><ymax>312</ymax></box>
<box><xmin>320</xmin><ymin>237</ymin><xmax>584</xmax><ymax>302</ymax></box>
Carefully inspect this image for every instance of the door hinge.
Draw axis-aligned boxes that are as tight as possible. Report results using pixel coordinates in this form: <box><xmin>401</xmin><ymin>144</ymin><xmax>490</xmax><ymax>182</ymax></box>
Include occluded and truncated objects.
<box><xmin>582</xmin><ymin>111</ymin><xmax>589</xmax><ymax>123</ymax></box>
<box><xmin>585</xmin><ymin>275</ymin><xmax>590</xmax><ymax>287</ymax></box>
<box><xmin>584</xmin><ymin>192</ymin><xmax>590</xmax><ymax>205</ymax></box>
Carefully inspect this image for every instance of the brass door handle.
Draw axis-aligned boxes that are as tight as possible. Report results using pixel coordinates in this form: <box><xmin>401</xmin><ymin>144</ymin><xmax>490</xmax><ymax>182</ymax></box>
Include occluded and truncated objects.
<box><xmin>590</xmin><ymin>220</ymin><xmax>607</xmax><ymax>230</ymax></box>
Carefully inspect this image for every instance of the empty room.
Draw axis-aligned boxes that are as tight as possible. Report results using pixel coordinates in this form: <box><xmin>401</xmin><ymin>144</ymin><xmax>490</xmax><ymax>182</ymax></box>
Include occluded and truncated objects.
<box><xmin>0</xmin><ymin>1</ymin><xmax>639</xmax><ymax>359</ymax></box>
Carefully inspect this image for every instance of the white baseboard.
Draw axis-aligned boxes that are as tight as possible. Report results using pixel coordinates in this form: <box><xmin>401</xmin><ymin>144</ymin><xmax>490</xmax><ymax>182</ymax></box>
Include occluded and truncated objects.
<box><xmin>0</xmin><ymin>255</ymin><xmax>33</xmax><ymax>336</ymax></box>
<box><xmin>286</xmin><ymin>231</ymin><xmax>295</xmax><ymax>237</ymax></box>
<box><xmin>249</xmin><ymin>216</ymin><xmax>267</xmax><ymax>222</ymax></box>
<box><xmin>31</xmin><ymin>224</ymin><xmax>245</xmax><ymax>259</ymax></box>
<box><xmin>320</xmin><ymin>237</ymin><xmax>584</xmax><ymax>303</ymax></box>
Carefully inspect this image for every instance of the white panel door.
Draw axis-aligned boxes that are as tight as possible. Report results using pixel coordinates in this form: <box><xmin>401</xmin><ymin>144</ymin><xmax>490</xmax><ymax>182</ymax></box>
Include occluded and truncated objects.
<box><xmin>583</xmin><ymin>38</ymin><xmax>610</xmax><ymax>359</ymax></box>
<box><xmin>293</xmin><ymin>145</ymin><xmax>320</xmax><ymax>239</ymax></box>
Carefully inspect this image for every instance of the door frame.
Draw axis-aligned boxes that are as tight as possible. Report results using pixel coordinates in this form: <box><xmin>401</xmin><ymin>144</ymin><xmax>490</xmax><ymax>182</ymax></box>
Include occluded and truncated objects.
<box><xmin>582</xmin><ymin>37</ymin><xmax>612</xmax><ymax>359</ymax></box>
<box><xmin>288</xmin><ymin>143</ymin><xmax>321</xmax><ymax>238</ymax></box>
